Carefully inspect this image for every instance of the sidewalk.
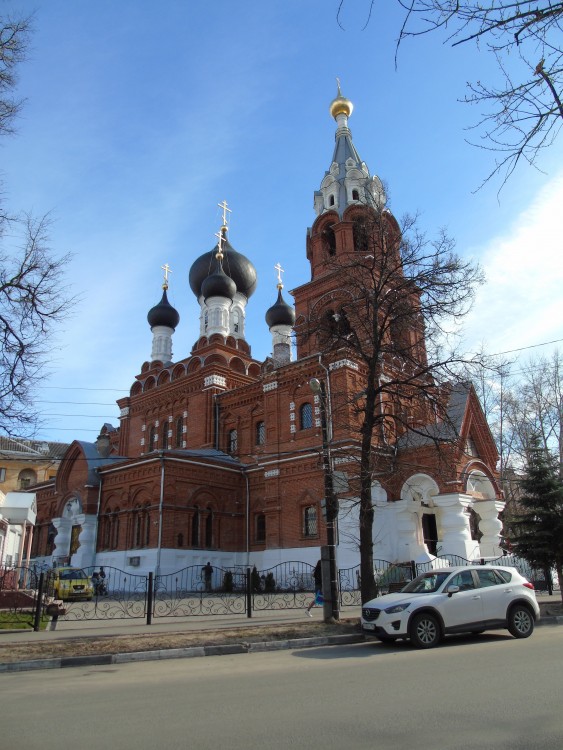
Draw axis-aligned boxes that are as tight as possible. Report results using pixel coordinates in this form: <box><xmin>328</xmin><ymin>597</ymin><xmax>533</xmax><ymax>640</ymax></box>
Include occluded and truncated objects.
<box><xmin>0</xmin><ymin>603</ymin><xmax>352</xmax><ymax>644</ymax></box>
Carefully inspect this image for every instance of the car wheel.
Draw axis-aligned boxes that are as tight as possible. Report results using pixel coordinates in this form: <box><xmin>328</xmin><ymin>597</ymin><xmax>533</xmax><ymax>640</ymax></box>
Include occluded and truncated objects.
<box><xmin>508</xmin><ymin>604</ymin><xmax>534</xmax><ymax>638</ymax></box>
<box><xmin>409</xmin><ymin>612</ymin><xmax>441</xmax><ymax>649</ymax></box>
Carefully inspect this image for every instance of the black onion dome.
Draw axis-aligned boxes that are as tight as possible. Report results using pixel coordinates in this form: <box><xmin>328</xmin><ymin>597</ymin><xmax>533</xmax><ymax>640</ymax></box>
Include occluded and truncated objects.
<box><xmin>147</xmin><ymin>289</ymin><xmax>180</xmax><ymax>330</ymax></box>
<box><xmin>265</xmin><ymin>288</ymin><xmax>296</xmax><ymax>328</ymax></box>
<box><xmin>201</xmin><ymin>258</ymin><xmax>237</xmax><ymax>300</ymax></box>
<box><xmin>189</xmin><ymin>238</ymin><xmax>257</xmax><ymax>299</ymax></box>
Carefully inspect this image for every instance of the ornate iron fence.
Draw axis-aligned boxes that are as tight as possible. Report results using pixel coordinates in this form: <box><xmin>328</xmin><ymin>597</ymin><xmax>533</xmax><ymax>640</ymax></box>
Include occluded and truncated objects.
<box><xmin>152</xmin><ymin>565</ymin><xmax>247</xmax><ymax>617</ymax></box>
<box><xmin>42</xmin><ymin>565</ymin><xmax>149</xmax><ymax>622</ymax></box>
<box><xmin>250</xmin><ymin>561</ymin><xmax>315</xmax><ymax>611</ymax></box>
<box><xmin>338</xmin><ymin>565</ymin><xmax>361</xmax><ymax>607</ymax></box>
<box><xmin>0</xmin><ymin>564</ymin><xmax>43</xmax><ymax>627</ymax></box>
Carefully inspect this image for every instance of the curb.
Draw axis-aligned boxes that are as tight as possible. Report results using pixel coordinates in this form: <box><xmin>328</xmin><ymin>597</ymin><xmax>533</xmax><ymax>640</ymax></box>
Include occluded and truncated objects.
<box><xmin>1</xmin><ymin>618</ymin><xmax>561</xmax><ymax>674</ymax></box>
<box><xmin>0</xmin><ymin>633</ymin><xmax>365</xmax><ymax>674</ymax></box>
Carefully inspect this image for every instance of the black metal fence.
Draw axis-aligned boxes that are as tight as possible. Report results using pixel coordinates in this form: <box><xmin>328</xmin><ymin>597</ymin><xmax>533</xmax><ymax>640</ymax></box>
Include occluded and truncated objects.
<box><xmin>0</xmin><ymin>554</ymin><xmax>558</xmax><ymax>630</ymax></box>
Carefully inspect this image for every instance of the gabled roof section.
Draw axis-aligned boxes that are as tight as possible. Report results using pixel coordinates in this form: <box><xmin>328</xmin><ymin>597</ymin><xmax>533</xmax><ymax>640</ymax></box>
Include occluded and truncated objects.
<box><xmin>57</xmin><ymin>440</ymin><xmax>128</xmax><ymax>489</ymax></box>
<box><xmin>397</xmin><ymin>382</ymin><xmax>469</xmax><ymax>450</ymax></box>
<box><xmin>397</xmin><ymin>381</ymin><xmax>499</xmax><ymax>469</ymax></box>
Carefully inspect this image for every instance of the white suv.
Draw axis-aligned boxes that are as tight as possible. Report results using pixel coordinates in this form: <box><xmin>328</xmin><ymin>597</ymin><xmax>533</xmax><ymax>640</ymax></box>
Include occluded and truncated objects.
<box><xmin>361</xmin><ymin>565</ymin><xmax>540</xmax><ymax>648</ymax></box>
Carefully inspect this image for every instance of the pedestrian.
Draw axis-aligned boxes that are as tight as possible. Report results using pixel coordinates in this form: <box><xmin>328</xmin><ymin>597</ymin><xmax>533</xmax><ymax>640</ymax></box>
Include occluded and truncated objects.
<box><xmin>306</xmin><ymin>560</ymin><xmax>323</xmax><ymax>616</ymax></box>
<box><xmin>92</xmin><ymin>570</ymin><xmax>100</xmax><ymax>595</ymax></box>
<box><xmin>202</xmin><ymin>561</ymin><xmax>213</xmax><ymax>592</ymax></box>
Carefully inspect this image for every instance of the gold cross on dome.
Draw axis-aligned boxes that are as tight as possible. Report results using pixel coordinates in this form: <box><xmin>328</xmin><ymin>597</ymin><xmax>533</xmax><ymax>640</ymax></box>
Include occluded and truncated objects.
<box><xmin>215</xmin><ymin>230</ymin><xmax>225</xmax><ymax>258</ymax></box>
<box><xmin>161</xmin><ymin>263</ymin><xmax>172</xmax><ymax>289</ymax></box>
<box><xmin>274</xmin><ymin>262</ymin><xmax>284</xmax><ymax>288</ymax></box>
<box><xmin>218</xmin><ymin>200</ymin><xmax>232</xmax><ymax>227</ymax></box>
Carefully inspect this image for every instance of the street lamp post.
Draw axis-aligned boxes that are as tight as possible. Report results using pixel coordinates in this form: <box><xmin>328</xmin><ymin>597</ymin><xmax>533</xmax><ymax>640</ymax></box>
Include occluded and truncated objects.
<box><xmin>310</xmin><ymin>377</ymin><xmax>340</xmax><ymax>622</ymax></box>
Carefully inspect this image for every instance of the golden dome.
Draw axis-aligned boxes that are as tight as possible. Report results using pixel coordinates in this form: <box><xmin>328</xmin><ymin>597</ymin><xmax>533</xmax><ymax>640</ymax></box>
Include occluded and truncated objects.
<box><xmin>329</xmin><ymin>79</ymin><xmax>353</xmax><ymax>119</ymax></box>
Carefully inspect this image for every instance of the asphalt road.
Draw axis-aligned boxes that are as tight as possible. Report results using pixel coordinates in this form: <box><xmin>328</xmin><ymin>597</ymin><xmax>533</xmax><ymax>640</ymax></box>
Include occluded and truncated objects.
<box><xmin>3</xmin><ymin>627</ymin><xmax>561</xmax><ymax>750</ymax></box>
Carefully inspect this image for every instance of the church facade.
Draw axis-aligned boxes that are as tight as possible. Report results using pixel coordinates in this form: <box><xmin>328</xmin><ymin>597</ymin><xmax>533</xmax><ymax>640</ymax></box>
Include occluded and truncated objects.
<box><xmin>30</xmin><ymin>88</ymin><xmax>503</xmax><ymax>576</ymax></box>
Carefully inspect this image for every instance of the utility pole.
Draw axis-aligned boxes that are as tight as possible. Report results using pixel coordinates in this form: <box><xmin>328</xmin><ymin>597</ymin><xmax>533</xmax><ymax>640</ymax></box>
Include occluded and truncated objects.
<box><xmin>310</xmin><ymin>377</ymin><xmax>340</xmax><ymax>621</ymax></box>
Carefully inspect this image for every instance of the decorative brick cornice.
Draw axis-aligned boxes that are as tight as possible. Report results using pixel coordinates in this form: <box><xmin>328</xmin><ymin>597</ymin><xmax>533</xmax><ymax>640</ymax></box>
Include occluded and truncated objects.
<box><xmin>203</xmin><ymin>375</ymin><xmax>227</xmax><ymax>389</ymax></box>
<box><xmin>329</xmin><ymin>359</ymin><xmax>359</xmax><ymax>371</ymax></box>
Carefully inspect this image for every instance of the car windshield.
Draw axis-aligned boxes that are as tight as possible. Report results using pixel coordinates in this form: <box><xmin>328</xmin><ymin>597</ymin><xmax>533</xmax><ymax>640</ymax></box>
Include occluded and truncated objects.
<box><xmin>402</xmin><ymin>571</ymin><xmax>451</xmax><ymax>594</ymax></box>
<box><xmin>59</xmin><ymin>569</ymin><xmax>87</xmax><ymax>580</ymax></box>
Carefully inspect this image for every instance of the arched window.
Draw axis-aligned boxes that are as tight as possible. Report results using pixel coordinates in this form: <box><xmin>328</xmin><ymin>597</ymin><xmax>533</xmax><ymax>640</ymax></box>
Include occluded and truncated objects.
<box><xmin>148</xmin><ymin>426</ymin><xmax>156</xmax><ymax>452</ymax></box>
<box><xmin>134</xmin><ymin>507</ymin><xmax>142</xmax><ymax>547</ymax></box>
<box><xmin>112</xmin><ymin>511</ymin><xmax>120</xmax><ymax>549</ymax></box>
<box><xmin>162</xmin><ymin>427</ymin><xmax>169</xmax><ymax>450</ymax></box>
<box><xmin>228</xmin><ymin>429</ymin><xmax>238</xmax><ymax>454</ymax></box>
<box><xmin>329</xmin><ymin>194</ymin><xmax>335</xmax><ymax>206</ymax></box>
<box><xmin>18</xmin><ymin>468</ymin><xmax>37</xmax><ymax>489</ymax></box>
<box><xmin>102</xmin><ymin>514</ymin><xmax>111</xmax><ymax>549</ymax></box>
<box><xmin>144</xmin><ymin>507</ymin><xmax>150</xmax><ymax>547</ymax></box>
<box><xmin>175</xmin><ymin>416</ymin><xmax>183</xmax><ymax>448</ymax></box>
<box><xmin>255</xmin><ymin>421</ymin><xmax>265</xmax><ymax>446</ymax></box>
<box><xmin>322</xmin><ymin>224</ymin><xmax>336</xmax><ymax>255</ymax></box>
<box><xmin>192</xmin><ymin>506</ymin><xmax>200</xmax><ymax>547</ymax></box>
<box><xmin>352</xmin><ymin>189</ymin><xmax>359</xmax><ymax>201</ymax></box>
<box><xmin>255</xmin><ymin>513</ymin><xmax>266</xmax><ymax>543</ymax></box>
<box><xmin>303</xmin><ymin>506</ymin><xmax>318</xmax><ymax>537</ymax></box>
<box><xmin>205</xmin><ymin>507</ymin><xmax>213</xmax><ymax>548</ymax></box>
<box><xmin>177</xmin><ymin>533</ymin><xmax>184</xmax><ymax>547</ymax></box>
<box><xmin>300</xmin><ymin>403</ymin><xmax>313</xmax><ymax>430</ymax></box>
<box><xmin>353</xmin><ymin>218</ymin><xmax>370</xmax><ymax>253</ymax></box>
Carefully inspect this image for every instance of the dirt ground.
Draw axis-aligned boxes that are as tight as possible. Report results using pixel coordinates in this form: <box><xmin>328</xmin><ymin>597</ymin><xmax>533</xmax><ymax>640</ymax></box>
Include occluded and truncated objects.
<box><xmin>1</xmin><ymin>600</ymin><xmax>561</xmax><ymax>665</ymax></box>
<box><xmin>0</xmin><ymin>619</ymin><xmax>362</xmax><ymax>664</ymax></box>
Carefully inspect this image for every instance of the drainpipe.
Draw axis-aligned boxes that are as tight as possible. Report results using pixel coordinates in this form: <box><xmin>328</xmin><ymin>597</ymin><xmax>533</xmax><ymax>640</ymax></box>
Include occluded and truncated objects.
<box><xmin>91</xmin><ymin>472</ymin><xmax>103</xmax><ymax>568</ymax></box>
<box><xmin>214</xmin><ymin>394</ymin><xmax>221</xmax><ymax>450</ymax></box>
<box><xmin>242</xmin><ymin>467</ymin><xmax>250</xmax><ymax>569</ymax></box>
<box><xmin>317</xmin><ymin>355</ymin><xmax>333</xmax><ymax>441</ymax></box>
<box><xmin>156</xmin><ymin>452</ymin><xmax>165</xmax><ymax>576</ymax></box>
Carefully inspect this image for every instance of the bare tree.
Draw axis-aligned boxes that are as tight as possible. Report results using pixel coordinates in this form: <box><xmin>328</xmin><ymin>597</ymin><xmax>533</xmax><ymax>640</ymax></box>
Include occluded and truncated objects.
<box><xmin>338</xmin><ymin>1</ymin><xmax>563</xmax><ymax>187</ymax></box>
<box><xmin>502</xmin><ymin>350</ymin><xmax>563</xmax><ymax>476</ymax></box>
<box><xmin>0</xmin><ymin>13</ymin><xmax>30</xmax><ymax>136</ymax></box>
<box><xmin>0</xmin><ymin>12</ymin><xmax>74</xmax><ymax>435</ymax></box>
<box><xmin>301</xmin><ymin>203</ymin><xmax>484</xmax><ymax>602</ymax></box>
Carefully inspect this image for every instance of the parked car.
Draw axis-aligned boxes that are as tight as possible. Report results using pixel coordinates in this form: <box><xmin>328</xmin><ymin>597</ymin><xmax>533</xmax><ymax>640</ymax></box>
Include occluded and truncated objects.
<box><xmin>50</xmin><ymin>567</ymin><xmax>94</xmax><ymax>601</ymax></box>
<box><xmin>361</xmin><ymin>565</ymin><xmax>540</xmax><ymax>648</ymax></box>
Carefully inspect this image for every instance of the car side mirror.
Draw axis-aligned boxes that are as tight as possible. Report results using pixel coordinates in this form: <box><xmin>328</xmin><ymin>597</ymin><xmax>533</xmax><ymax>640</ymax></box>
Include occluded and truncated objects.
<box><xmin>446</xmin><ymin>585</ymin><xmax>460</xmax><ymax>597</ymax></box>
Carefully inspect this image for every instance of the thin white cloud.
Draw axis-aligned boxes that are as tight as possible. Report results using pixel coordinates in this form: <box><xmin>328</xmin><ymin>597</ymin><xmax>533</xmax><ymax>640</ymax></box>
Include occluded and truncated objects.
<box><xmin>463</xmin><ymin>171</ymin><xmax>563</xmax><ymax>357</ymax></box>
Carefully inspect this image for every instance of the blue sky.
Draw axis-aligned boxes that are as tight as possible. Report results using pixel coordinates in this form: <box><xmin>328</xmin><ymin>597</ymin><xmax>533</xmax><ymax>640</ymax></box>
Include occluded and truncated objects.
<box><xmin>3</xmin><ymin>0</ymin><xmax>563</xmax><ymax>443</ymax></box>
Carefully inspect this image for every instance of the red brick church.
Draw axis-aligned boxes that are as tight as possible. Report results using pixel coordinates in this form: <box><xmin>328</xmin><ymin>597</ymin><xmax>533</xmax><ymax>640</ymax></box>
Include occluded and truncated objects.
<box><xmin>30</xmin><ymin>87</ymin><xmax>503</xmax><ymax>575</ymax></box>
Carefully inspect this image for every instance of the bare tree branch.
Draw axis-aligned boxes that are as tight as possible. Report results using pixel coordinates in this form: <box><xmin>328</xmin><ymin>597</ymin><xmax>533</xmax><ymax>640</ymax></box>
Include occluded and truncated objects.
<box><xmin>339</xmin><ymin>2</ymin><xmax>563</xmax><ymax>189</ymax></box>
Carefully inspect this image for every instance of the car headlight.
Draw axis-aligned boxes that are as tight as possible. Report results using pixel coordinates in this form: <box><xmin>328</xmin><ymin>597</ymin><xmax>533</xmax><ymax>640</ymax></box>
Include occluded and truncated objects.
<box><xmin>384</xmin><ymin>603</ymin><xmax>411</xmax><ymax>614</ymax></box>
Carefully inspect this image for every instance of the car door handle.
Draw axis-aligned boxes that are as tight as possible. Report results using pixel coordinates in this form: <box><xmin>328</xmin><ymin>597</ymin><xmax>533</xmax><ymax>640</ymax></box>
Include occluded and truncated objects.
<box><xmin>472</xmin><ymin>595</ymin><xmax>481</xmax><ymax>600</ymax></box>
<box><xmin>505</xmin><ymin>589</ymin><xmax>513</xmax><ymax>593</ymax></box>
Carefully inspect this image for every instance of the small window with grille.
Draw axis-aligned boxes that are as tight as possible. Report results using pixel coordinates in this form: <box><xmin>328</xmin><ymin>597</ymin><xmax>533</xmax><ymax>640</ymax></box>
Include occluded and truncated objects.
<box><xmin>255</xmin><ymin>421</ymin><xmax>265</xmax><ymax>446</ymax></box>
<box><xmin>300</xmin><ymin>403</ymin><xmax>313</xmax><ymax>430</ymax></box>
<box><xmin>303</xmin><ymin>505</ymin><xmax>318</xmax><ymax>537</ymax></box>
